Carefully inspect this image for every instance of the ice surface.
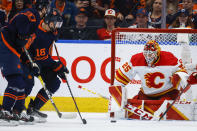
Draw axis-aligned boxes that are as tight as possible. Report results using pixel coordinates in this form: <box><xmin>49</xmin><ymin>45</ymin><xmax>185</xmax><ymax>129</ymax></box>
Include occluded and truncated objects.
<box><xmin>1</xmin><ymin>112</ymin><xmax>197</xmax><ymax>131</ymax></box>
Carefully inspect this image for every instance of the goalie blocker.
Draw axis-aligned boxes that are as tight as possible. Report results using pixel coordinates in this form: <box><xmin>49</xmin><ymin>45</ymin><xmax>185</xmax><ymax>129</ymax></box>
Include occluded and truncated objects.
<box><xmin>109</xmin><ymin>85</ymin><xmax>197</xmax><ymax>120</ymax></box>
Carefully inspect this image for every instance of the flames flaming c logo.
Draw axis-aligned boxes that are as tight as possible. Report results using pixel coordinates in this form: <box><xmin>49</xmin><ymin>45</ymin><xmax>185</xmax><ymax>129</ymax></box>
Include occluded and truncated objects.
<box><xmin>144</xmin><ymin>72</ymin><xmax>164</xmax><ymax>89</ymax></box>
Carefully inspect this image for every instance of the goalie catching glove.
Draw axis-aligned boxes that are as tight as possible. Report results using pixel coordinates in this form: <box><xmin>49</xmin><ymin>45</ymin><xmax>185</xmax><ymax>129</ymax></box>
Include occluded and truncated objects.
<box><xmin>53</xmin><ymin>61</ymin><xmax>69</xmax><ymax>80</ymax></box>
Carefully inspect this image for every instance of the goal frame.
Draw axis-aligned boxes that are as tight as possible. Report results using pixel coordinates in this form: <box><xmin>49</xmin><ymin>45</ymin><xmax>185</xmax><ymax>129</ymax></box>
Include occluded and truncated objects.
<box><xmin>111</xmin><ymin>28</ymin><xmax>197</xmax><ymax>85</ymax></box>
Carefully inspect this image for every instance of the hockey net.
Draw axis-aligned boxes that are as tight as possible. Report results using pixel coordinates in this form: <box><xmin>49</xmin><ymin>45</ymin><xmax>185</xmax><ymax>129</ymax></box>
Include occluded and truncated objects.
<box><xmin>111</xmin><ymin>28</ymin><xmax>197</xmax><ymax>101</ymax></box>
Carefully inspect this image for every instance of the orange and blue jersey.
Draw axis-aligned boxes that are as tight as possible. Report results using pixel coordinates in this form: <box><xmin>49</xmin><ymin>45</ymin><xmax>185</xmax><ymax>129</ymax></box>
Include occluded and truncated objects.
<box><xmin>28</xmin><ymin>20</ymin><xmax>58</xmax><ymax>68</ymax></box>
<box><xmin>1</xmin><ymin>8</ymin><xmax>40</xmax><ymax>58</ymax></box>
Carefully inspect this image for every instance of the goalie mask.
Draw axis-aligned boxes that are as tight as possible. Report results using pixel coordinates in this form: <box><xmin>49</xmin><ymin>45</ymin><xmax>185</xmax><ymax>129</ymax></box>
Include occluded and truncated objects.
<box><xmin>44</xmin><ymin>8</ymin><xmax>63</xmax><ymax>32</ymax></box>
<box><xmin>143</xmin><ymin>40</ymin><xmax>161</xmax><ymax>67</ymax></box>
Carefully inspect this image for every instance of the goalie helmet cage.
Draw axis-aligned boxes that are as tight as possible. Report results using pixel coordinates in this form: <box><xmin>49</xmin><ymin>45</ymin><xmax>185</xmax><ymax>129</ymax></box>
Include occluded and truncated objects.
<box><xmin>111</xmin><ymin>28</ymin><xmax>197</xmax><ymax>86</ymax></box>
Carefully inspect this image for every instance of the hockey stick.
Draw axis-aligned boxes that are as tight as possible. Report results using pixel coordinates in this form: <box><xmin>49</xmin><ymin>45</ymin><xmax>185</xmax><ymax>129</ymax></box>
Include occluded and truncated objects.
<box><xmin>125</xmin><ymin>104</ymin><xmax>159</xmax><ymax>120</ymax></box>
<box><xmin>159</xmin><ymin>83</ymin><xmax>191</xmax><ymax>121</ymax></box>
<box><xmin>54</xmin><ymin>44</ymin><xmax>87</xmax><ymax>124</ymax></box>
<box><xmin>23</xmin><ymin>47</ymin><xmax>76</xmax><ymax>119</ymax></box>
<box><xmin>76</xmin><ymin>85</ymin><xmax>164</xmax><ymax>120</ymax></box>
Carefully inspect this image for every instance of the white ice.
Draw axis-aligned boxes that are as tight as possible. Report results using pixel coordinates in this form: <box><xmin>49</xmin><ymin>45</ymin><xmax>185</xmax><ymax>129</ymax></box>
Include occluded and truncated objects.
<box><xmin>1</xmin><ymin>112</ymin><xmax>197</xmax><ymax>131</ymax></box>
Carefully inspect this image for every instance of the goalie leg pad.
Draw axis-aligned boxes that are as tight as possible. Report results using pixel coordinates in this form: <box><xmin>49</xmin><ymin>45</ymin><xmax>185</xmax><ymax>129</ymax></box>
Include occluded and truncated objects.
<box><xmin>109</xmin><ymin>86</ymin><xmax>123</xmax><ymax>106</ymax></box>
<box><xmin>109</xmin><ymin>86</ymin><xmax>127</xmax><ymax>109</ymax></box>
<box><xmin>109</xmin><ymin>86</ymin><xmax>127</xmax><ymax>119</ymax></box>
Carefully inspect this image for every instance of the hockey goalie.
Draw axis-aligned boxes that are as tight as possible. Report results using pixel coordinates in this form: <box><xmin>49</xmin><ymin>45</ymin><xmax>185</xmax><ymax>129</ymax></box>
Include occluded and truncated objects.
<box><xmin>109</xmin><ymin>40</ymin><xmax>197</xmax><ymax>120</ymax></box>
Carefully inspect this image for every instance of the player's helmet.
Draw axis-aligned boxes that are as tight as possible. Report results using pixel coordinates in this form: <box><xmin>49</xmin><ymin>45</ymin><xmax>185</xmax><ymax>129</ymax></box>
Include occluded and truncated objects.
<box><xmin>143</xmin><ymin>40</ymin><xmax>161</xmax><ymax>66</ymax></box>
<box><xmin>44</xmin><ymin>8</ymin><xmax>63</xmax><ymax>32</ymax></box>
<box><xmin>35</xmin><ymin>0</ymin><xmax>49</xmax><ymax>11</ymax></box>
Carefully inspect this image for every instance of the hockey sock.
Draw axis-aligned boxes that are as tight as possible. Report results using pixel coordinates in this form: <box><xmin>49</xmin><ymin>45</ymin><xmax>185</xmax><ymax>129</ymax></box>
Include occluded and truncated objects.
<box><xmin>3</xmin><ymin>75</ymin><xmax>25</xmax><ymax>111</ymax></box>
<box><xmin>33</xmin><ymin>88</ymin><xmax>49</xmax><ymax>110</ymax></box>
<box><xmin>13</xmin><ymin>99</ymin><xmax>25</xmax><ymax>113</ymax></box>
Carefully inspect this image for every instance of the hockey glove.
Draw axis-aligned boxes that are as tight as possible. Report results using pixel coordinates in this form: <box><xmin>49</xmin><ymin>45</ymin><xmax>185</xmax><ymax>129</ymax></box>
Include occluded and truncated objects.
<box><xmin>187</xmin><ymin>72</ymin><xmax>197</xmax><ymax>85</ymax></box>
<box><xmin>53</xmin><ymin>61</ymin><xmax>69</xmax><ymax>80</ymax></box>
<box><xmin>31</xmin><ymin>63</ymin><xmax>40</xmax><ymax>77</ymax></box>
<box><xmin>170</xmin><ymin>73</ymin><xmax>181</xmax><ymax>88</ymax></box>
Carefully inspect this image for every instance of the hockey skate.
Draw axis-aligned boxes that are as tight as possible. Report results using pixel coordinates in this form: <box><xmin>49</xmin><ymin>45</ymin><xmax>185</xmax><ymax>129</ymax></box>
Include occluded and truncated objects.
<box><xmin>27</xmin><ymin>99</ymin><xmax>47</xmax><ymax>123</ymax></box>
<box><xmin>12</xmin><ymin>110</ymin><xmax>35</xmax><ymax>125</ymax></box>
<box><xmin>0</xmin><ymin>108</ymin><xmax>19</xmax><ymax>126</ymax></box>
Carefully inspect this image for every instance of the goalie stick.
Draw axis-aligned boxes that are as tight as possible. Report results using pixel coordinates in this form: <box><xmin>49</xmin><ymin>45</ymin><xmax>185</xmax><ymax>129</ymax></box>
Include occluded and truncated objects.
<box><xmin>125</xmin><ymin>104</ymin><xmax>159</xmax><ymax>120</ymax></box>
<box><xmin>159</xmin><ymin>83</ymin><xmax>191</xmax><ymax>121</ymax></box>
<box><xmin>23</xmin><ymin>47</ymin><xmax>77</xmax><ymax>119</ymax></box>
<box><xmin>77</xmin><ymin>86</ymin><xmax>165</xmax><ymax>120</ymax></box>
<box><xmin>54</xmin><ymin>44</ymin><xmax>87</xmax><ymax>124</ymax></box>
<box><xmin>159</xmin><ymin>35</ymin><xmax>194</xmax><ymax>121</ymax></box>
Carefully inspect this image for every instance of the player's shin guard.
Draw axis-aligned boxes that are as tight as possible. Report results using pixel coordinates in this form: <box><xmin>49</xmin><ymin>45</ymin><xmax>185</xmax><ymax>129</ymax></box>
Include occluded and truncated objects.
<box><xmin>2</xmin><ymin>75</ymin><xmax>26</xmax><ymax>111</ymax></box>
<box><xmin>33</xmin><ymin>88</ymin><xmax>49</xmax><ymax>110</ymax></box>
<box><xmin>109</xmin><ymin>85</ymin><xmax>127</xmax><ymax>119</ymax></box>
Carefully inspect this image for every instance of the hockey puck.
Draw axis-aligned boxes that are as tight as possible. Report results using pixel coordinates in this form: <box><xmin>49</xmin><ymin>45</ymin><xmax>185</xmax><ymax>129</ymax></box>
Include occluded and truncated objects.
<box><xmin>82</xmin><ymin>119</ymin><xmax>87</xmax><ymax>124</ymax></box>
<box><xmin>111</xmin><ymin>120</ymin><xmax>117</xmax><ymax>123</ymax></box>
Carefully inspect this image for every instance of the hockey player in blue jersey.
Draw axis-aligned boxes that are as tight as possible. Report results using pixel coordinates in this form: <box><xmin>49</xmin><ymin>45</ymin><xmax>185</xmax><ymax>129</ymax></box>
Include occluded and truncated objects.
<box><xmin>19</xmin><ymin>8</ymin><xmax>69</xmax><ymax>122</ymax></box>
<box><xmin>0</xmin><ymin>0</ymin><xmax>49</xmax><ymax>124</ymax></box>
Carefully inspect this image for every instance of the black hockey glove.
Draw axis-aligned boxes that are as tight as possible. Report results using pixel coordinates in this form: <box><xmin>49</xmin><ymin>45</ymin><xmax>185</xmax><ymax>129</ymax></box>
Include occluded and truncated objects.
<box><xmin>53</xmin><ymin>61</ymin><xmax>69</xmax><ymax>80</ymax></box>
<box><xmin>31</xmin><ymin>63</ymin><xmax>40</xmax><ymax>77</ymax></box>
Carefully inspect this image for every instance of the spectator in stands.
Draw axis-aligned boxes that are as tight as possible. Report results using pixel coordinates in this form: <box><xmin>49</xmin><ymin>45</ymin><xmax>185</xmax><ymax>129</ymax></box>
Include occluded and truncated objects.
<box><xmin>168</xmin><ymin>9</ymin><xmax>194</xmax><ymax>29</ymax></box>
<box><xmin>51</xmin><ymin>0</ymin><xmax>78</xmax><ymax>27</ymax></box>
<box><xmin>167</xmin><ymin>0</ymin><xmax>179</xmax><ymax>15</ymax></box>
<box><xmin>129</xmin><ymin>8</ymin><xmax>154</xmax><ymax>28</ymax></box>
<box><xmin>110</xmin><ymin>0</ymin><xmax>146</xmax><ymax>27</ymax></box>
<box><xmin>59</xmin><ymin>7</ymin><xmax>98</xmax><ymax>40</ymax></box>
<box><xmin>0</xmin><ymin>0</ymin><xmax>12</xmax><ymax>17</ymax></box>
<box><xmin>97</xmin><ymin>9</ymin><xmax>116</xmax><ymax>40</ymax></box>
<box><xmin>75</xmin><ymin>0</ymin><xmax>110</xmax><ymax>17</ymax></box>
<box><xmin>146</xmin><ymin>0</ymin><xmax>154</xmax><ymax>11</ymax></box>
<box><xmin>167</xmin><ymin>0</ymin><xmax>197</xmax><ymax>29</ymax></box>
<box><xmin>147</xmin><ymin>0</ymin><xmax>162</xmax><ymax>28</ymax></box>
<box><xmin>8</xmin><ymin>0</ymin><xmax>25</xmax><ymax>21</ymax></box>
<box><xmin>93</xmin><ymin>0</ymin><xmax>110</xmax><ymax>17</ymax></box>
<box><xmin>75</xmin><ymin>0</ymin><xmax>110</xmax><ymax>27</ymax></box>
<box><xmin>182</xmin><ymin>0</ymin><xmax>195</xmax><ymax>14</ymax></box>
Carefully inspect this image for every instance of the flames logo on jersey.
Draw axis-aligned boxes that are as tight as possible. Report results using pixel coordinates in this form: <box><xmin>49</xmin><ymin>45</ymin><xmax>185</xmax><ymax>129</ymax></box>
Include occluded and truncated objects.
<box><xmin>144</xmin><ymin>72</ymin><xmax>164</xmax><ymax>89</ymax></box>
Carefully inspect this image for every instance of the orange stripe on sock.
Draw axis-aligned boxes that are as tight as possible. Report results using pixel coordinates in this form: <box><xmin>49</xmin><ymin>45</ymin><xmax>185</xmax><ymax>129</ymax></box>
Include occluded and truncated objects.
<box><xmin>38</xmin><ymin>94</ymin><xmax>48</xmax><ymax>102</ymax></box>
<box><xmin>37</xmin><ymin>94</ymin><xmax>47</xmax><ymax>103</ymax></box>
<box><xmin>4</xmin><ymin>93</ymin><xmax>17</xmax><ymax>98</ymax></box>
<box><xmin>17</xmin><ymin>95</ymin><xmax>26</xmax><ymax>100</ymax></box>
<box><xmin>4</xmin><ymin>93</ymin><xmax>17</xmax><ymax>100</ymax></box>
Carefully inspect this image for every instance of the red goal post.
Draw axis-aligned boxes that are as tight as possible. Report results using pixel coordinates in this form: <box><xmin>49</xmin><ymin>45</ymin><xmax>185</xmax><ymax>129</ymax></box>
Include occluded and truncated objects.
<box><xmin>111</xmin><ymin>28</ymin><xmax>197</xmax><ymax>86</ymax></box>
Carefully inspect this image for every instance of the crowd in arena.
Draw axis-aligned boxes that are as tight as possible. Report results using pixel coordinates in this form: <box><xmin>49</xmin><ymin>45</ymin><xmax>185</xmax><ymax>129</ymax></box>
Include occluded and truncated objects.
<box><xmin>1</xmin><ymin>0</ymin><xmax>197</xmax><ymax>40</ymax></box>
